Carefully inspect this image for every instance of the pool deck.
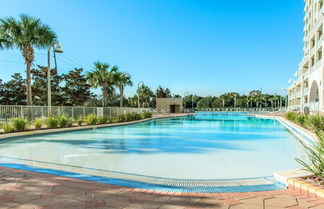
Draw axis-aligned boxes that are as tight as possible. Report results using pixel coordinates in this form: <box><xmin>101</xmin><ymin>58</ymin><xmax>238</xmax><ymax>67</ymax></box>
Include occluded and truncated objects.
<box><xmin>0</xmin><ymin>166</ymin><xmax>323</xmax><ymax>209</ymax></box>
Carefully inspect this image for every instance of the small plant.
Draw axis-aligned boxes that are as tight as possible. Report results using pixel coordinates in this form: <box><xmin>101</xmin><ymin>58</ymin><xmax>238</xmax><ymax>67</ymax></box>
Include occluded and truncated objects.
<box><xmin>307</xmin><ymin>115</ymin><xmax>324</xmax><ymax>133</ymax></box>
<box><xmin>46</xmin><ymin>117</ymin><xmax>59</xmax><ymax>129</ymax></box>
<box><xmin>126</xmin><ymin>112</ymin><xmax>136</xmax><ymax>121</ymax></box>
<box><xmin>34</xmin><ymin>118</ymin><xmax>43</xmax><ymax>129</ymax></box>
<box><xmin>117</xmin><ymin>114</ymin><xmax>126</xmax><ymax>122</ymax></box>
<box><xmin>56</xmin><ymin>114</ymin><xmax>73</xmax><ymax>128</ymax></box>
<box><xmin>77</xmin><ymin>116</ymin><xmax>84</xmax><ymax>126</ymax></box>
<box><xmin>85</xmin><ymin>114</ymin><xmax>98</xmax><ymax>125</ymax></box>
<box><xmin>295</xmin><ymin>131</ymin><xmax>324</xmax><ymax>179</ymax></box>
<box><xmin>296</xmin><ymin>114</ymin><xmax>308</xmax><ymax>127</ymax></box>
<box><xmin>12</xmin><ymin>117</ymin><xmax>28</xmax><ymax>132</ymax></box>
<box><xmin>142</xmin><ymin>111</ymin><xmax>152</xmax><ymax>119</ymax></box>
<box><xmin>3</xmin><ymin>123</ymin><xmax>14</xmax><ymax>133</ymax></box>
<box><xmin>285</xmin><ymin>112</ymin><xmax>298</xmax><ymax>122</ymax></box>
<box><xmin>98</xmin><ymin>115</ymin><xmax>111</xmax><ymax>124</ymax></box>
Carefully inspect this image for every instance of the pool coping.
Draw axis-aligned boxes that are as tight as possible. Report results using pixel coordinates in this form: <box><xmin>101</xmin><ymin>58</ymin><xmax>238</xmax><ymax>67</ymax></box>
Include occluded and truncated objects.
<box><xmin>0</xmin><ymin>113</ymin><xmax>312</xmax><ymax>193</ymax></box>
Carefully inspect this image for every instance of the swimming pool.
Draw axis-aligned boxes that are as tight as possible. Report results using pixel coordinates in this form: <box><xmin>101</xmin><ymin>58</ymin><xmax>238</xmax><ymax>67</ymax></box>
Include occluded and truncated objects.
<box><xmin>0</xmin><ymin>112</ymin><xmax>308</xmax><ymax>192</ymax></box>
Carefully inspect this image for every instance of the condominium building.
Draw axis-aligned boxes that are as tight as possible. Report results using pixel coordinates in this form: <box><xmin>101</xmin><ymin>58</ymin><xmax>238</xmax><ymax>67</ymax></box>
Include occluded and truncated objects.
<box><xmin>288</xmin><ymin>0</ymin><xmax>324</xmax><ymax>113</ymax></box>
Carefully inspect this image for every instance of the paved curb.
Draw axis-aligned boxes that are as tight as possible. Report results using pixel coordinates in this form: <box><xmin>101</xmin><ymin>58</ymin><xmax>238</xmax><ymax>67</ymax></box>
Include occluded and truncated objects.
<box><xmin>288</xmin><ymin>178</ymin><xmax>324</xmax><ymax>199</ymax></box>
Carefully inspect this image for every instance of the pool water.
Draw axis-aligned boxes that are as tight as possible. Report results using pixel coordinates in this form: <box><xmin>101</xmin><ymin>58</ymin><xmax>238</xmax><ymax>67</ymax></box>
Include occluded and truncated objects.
<box><xmin>0</xmin><ymin>112</ymin><xmax>306</xmax><ymax>180</ymax></box>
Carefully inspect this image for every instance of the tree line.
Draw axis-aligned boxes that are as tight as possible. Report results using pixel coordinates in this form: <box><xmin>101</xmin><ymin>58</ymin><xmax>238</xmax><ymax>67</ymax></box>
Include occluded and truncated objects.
<box><xmin>183</xmin><ymin>92</ymin><xmax>285</xmax><ymax>109</ymax></box>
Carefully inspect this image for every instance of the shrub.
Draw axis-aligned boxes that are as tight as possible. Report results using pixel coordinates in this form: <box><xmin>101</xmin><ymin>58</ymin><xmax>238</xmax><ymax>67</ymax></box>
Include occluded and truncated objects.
<box><xmin>77</xmin><ymin>116</ymin><xmax>84</xmax><ymax>126</ymax></box>
<box><xmin>126</xmin><ymin>112</ymin><xmax>137</xmax><ymax>121</ymax></box>
<box><xmin>12</xmin><ymin>118</ymin><xmax>28</xmax><ymax>132</ymax></box>
<box><xmin>285</xmin><ymin>112</ymin><xmax>298</xmax><ymax>122</ymax></box>
<box><xmin>98</xmin><ymin>115</ymin><xmax>111</xmax><ymax>124</ymax></box>
<box><xmin>307</xmin><ymin>115</ymin><xmax>324</xmax><ymax>133</ymax></box>
<box><xmin>295</xmin><ymin>131</ymin><xmax>324</xmax><ymax>179</ymax></box>
<box><xmin>56</xmin><ymin>114</ymin><xmax>73</xmax><ymax>128</ymax></box>
<box><xmin>117</xmin><ymin>114</ymin><xmax>126</xmax><ymax>122</ymax></box>
<box><xmin>3</xmin><ymin>123</ymin><xmax>14</xmax><ymax>133</ymax></box>
<box><xmin>34</xmin><ymin>118</ymin><xmax>43</xmax><ymax>129</ymax></box>
<box><xmin>141</xmin><ymin>111</ymin><xmax>152</xmax><ymax>119</ymax></box>
<box><xmin>296</xmin><ymin>114</ymin><xmax>308</xmax><ymax>127</ymax></box>
<box><xmin>46</xmin><ymin>117</ymin><xmax>59</xmax><ymax>129</ymax></box>
<box><xmin>85</xmin><ymin>114</ymin><xmax>98</xmax><ymax>125</ymax></box>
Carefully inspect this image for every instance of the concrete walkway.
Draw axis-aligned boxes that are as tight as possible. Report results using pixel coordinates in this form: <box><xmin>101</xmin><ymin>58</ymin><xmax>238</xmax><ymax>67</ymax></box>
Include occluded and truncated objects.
<box><xmin>0</xmin><ymin>167</ymin><xmax>323</xmax><ymax>209</ymax></box>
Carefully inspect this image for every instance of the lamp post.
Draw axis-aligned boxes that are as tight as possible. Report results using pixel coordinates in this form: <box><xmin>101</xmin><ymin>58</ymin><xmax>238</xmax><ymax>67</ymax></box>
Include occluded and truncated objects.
<box><xmin>137</xmin><ymin>81</ymin><xmax>144</xmax><ymax>108</ymax></box>
<box><xmin>47</xmin><ymin>42</ymin><xmax>63</xmax><ymax>117</ymax></box>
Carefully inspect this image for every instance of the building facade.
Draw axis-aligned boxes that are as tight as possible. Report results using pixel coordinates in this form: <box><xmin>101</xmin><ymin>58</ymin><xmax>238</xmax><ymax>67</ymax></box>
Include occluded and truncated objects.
<box><xmin>156</xmin><ymin>98</ymin><xmax>183</xmax><ymax>113</ymax></box>
<box><xmin>288</xmin><ymin>0</ymin><xmax>324</xmax><ymax>114</ymax></box>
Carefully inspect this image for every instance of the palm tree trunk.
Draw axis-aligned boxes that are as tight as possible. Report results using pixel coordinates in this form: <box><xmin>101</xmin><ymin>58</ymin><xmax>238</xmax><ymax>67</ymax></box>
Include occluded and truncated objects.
<box><xmin>102</xmin><ymin>82</ymin><xmax>108</xmax><ymax>106</ymax></box>
<box><xmin>119</xmin><ymin>86</ymin><xmax>124</xmax><ymax>107</ymax></box>
<box><xmin>26</xmin><ymin>62</ymin><xmax>32</xmax><ymax>105</ymax></box>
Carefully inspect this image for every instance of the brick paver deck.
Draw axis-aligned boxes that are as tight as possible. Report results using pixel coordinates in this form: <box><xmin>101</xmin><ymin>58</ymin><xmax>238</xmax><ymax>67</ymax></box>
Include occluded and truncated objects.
<box><xmin>0</xmin><ymin>166</ymin><xmax>323</xmax><ymax>209</ymax></box>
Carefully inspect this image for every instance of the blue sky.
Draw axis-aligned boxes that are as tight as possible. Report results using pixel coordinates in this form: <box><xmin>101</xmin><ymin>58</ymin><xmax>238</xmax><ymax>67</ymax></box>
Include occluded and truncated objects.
<box><xmin>0</xmin><ymin>0</ymin><xmax>304</xmax><ymax>97</ymax></box>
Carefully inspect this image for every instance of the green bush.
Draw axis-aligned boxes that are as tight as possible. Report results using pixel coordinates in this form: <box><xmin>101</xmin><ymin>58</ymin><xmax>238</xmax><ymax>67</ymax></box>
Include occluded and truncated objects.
<box><xmin>85</xmin><ymin>114</ymin><xmax>98</xmax><ymax>125</ymax></box>
<box><xmin>285</xmin><ymin>112</ymin><xmax>298</xmax><ymax>122</ymax></box>
<box><xmin>126</xmin><ymin>112</ymin><xmax>136</xmax><ymax>121</ymax></box>
<box><xmin>77</xmin><ymin>116</ymin><xmax>84</xmax><ymax>126</ymax></box>
<box><xmin>296</xmin><ymin>114</ymin><xmax>308</xmax><ymax>127</ymax></box>
<box><xmin>3</xmin><ymin>123</ymin><xmax>14</xmax><ymax>133</ymax></box>
<box><xmin>117</xmin><ymin>114</ymin><xmax>126</xmax><ymax>122</ymax></box>
<box><xmin>12</xmin><ymin>118</ymin><xmax>28</xmax><ymax>132</ymax></box>
<box><xmin>56</xmin><ymin>114</ymin><xmax>73</xmax><ymax>128</ymax></box>
<box><xmin>46</xmin><ymin>117</ymin><xmax>59</xmax><ymax>129</ymax></box>
<box><xmin>34</xmin><ymin>118</ymin><xmax>43</xmax><ymax>129</ymax></box>
<box><xmin>141</xmin><ymin>111</ymin><xmax>152</xmax><ymax>119</ymax></box>
<box><xmin>97</xmin><ymin>115</ymin><xmax>110</xmax><ymax>124</ymax></box>
<box><xmin>295</xmin><ymin>131</ymin><xmax>324</xmax><ymax>179</ymax></box>
<box><xmin>307</xmin><ymin>115</ymin><xmax>324</xmax><ymax>133</ymax></box>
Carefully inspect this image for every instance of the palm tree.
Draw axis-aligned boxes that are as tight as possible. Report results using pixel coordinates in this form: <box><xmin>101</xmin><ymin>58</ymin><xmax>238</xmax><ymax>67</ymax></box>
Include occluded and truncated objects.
<box><xmin>114</xmin><ymin>71</ymin><xmax>133</xmax><ymax>107</ymax></box>
<box><xmin>0</xmin><ymin>14</ymin><xmax>57</xmax><ymax>105</ymax></box>
<box><xmin>137</xmin><ymin>84</ymin><xmax>154</xmax><ymax>108</ymax></box>
<box><xmin>86</xmin><ymin>62</ymin><xmax>117</xmax><ymax>106</ymax></box>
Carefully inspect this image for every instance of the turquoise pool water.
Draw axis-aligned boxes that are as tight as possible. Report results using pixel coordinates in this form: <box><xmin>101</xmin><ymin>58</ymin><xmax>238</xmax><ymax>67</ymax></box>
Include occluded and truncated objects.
<box><xmin>0</xmin><ymin>112</ymin><xmax>306</xmax><ymax>181</ymax></box>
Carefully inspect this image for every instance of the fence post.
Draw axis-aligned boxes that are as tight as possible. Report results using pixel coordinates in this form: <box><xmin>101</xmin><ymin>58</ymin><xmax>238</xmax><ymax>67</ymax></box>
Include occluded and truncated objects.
<box><xmin>83</xmin><ymin>107</ymin><xmax>85</xmax><ymax>118</ymax></box>
<box><xmin>71</xmin><ymin>107</ymin><xmax>74</xmax><ymax>119</ymax></box>
<box><xmin>20</xmin><ymin>106</ymin><xmax>23</xmax><ymax>118</ymax></box>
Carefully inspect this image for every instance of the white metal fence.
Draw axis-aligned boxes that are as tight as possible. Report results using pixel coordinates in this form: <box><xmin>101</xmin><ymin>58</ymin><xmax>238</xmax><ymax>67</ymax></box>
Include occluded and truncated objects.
<box><xmin>0</xmin><ymin>105</ymin><xmax>153</xmax><ymax>122</ymax></box>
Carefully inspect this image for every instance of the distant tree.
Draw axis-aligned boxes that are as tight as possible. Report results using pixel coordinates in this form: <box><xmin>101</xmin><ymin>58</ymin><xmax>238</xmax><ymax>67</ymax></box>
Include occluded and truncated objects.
<box><xmin>173</xmin><ymin>94</ymin><xmax>181</xmax><ymax>98</ymax></box>
<box><xmin>0</xmin><ymin>73</ymin><xmax>26</xmax><ymax>105</ymax></box>
<box><xmin>31</xmin><ymin>66</ymin><xmax>64</xmax><ymax>105</ymax></box>
<box><xmin>156</xmin><ymin>86</ymin><xmax>172</xmax><ymax>98</ymax></box>
<box><xmin>87</xmin><ymin>62</ymin><xmax>117</xmax><ymax>106</ymax></box>
<box><xmin>156</xmin><ymin>86</ymin><xmax>165</xmax><ymax>98</ymax></box>
<box><xmin>165</xmin><ymin>88</ymin><xmax>171</xmax><ymax>98</ymax></box>
<box><xmin>0</xmin><ymin>14</ymin><xmax>57</xmax><ymax>105</ymax></box>
<box><xmin>138</xmin><ymin>84</ymin><xmax>154</xmax><ymax>107</ymax></box>
<box><xmin>127</xmin><ymin>95</ymin><xmax>139</xmax><ymax>107</ymax></box>
<box><xmin>114</xmin><ymin>70</ymin><xmax>133</xmax><ymax>107</ymax></box>
<box><xmin>62</xmin><ymin>68</ymin><xmax>91</xmax><ymax>106</ymax></box>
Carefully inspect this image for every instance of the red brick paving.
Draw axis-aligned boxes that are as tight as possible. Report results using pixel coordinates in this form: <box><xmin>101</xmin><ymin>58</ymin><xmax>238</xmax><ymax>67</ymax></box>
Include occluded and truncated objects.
<box><xmin>0</xmin><ymin>166</ymin><xmax>323</xmax><ymax>209</ymax></box>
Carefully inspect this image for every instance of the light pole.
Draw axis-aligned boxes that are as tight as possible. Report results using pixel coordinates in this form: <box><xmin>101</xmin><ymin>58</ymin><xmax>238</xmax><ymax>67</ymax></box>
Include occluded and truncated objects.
<box><xmin>47</xmin><ymin>42</ymin><xmax>63</xmax><ymax>117</ymax></box>
<box><xmin>137</xmin><ymin>81</ymin><xmax>144</xmax><ymax>108</ymax></box>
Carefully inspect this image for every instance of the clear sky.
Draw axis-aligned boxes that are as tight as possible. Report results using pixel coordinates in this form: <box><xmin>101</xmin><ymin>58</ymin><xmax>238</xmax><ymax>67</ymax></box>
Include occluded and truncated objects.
<box><xmin>0</xmin><ymin>0</ymin><xmax>304</xmax><ymax>97</ymax></box>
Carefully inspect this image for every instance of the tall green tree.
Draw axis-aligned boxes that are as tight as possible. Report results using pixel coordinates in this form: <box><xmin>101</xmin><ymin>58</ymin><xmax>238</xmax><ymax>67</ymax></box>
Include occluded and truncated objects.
<box><xmin>137</xmin><ymin>84</ymin><xmax>154</xmax><ymax>107</ymax></box>
<box><xmin>31</xmin><ymin>65</ymin><xmax>64</xmax><ymax>105</ymax></box>
<box><xmin>0</xmin><ymin>73</ymin><xmax>26</xmax><ymax>105</ymax></box>
<box><xmin>114</xmin><ymin>70</ymin><xmax>133</xmax><ymax>107</ymax></box>
<box><xmin>86</xmin><ymin>62</ymin><xmax>117</xmax><ymax>106</ymax></box>
<box><xmin>62</xmin><ymin>68</ymin><xmax>91</xmax><ymax>106</ymax></box>
<box><xmin>0</xmin><ymin>14</ymin><xmax>57</xmax><ymax>105</ymax></box>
